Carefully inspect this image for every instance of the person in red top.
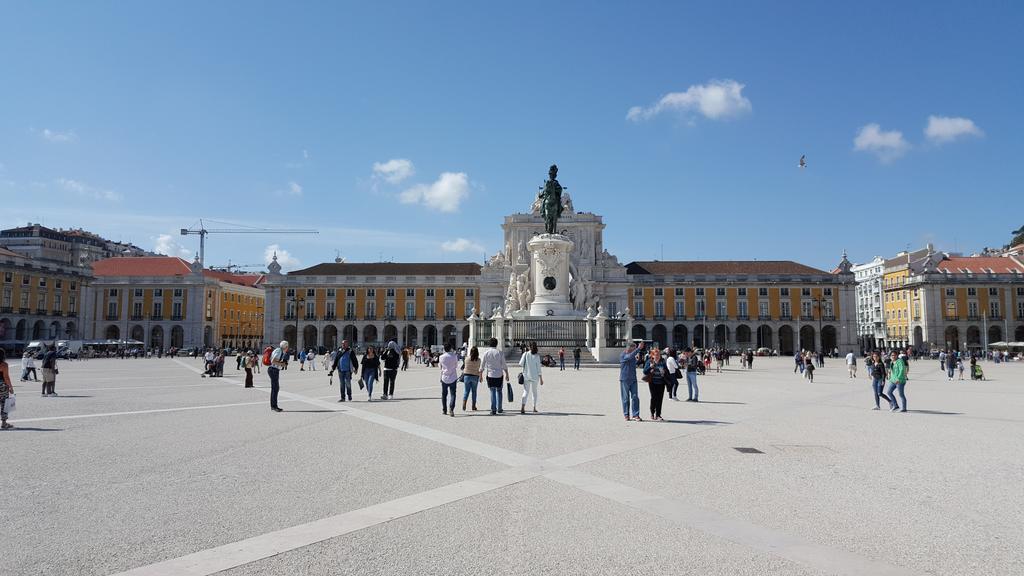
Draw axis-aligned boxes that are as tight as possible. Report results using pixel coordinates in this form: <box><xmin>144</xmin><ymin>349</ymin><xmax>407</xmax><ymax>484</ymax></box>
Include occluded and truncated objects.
<box><xmin>558</xmin><ymin>347</ymin><xmax>565</xmax><ymax>371</ymax></box>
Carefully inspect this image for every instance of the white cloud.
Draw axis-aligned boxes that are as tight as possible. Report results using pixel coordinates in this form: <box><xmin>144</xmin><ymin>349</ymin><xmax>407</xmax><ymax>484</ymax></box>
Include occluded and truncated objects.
<box><xmin>287</xmin><ymin>181</ymin><xmax>302</xmax><ymax>196</ymax></box>
<box><xmin>924</xmin><ymin>115</ymin><xmax>983</xmax><ymax>144</ymax></box>
<box><xmin>853</xmin><ymin>123</ymin><xmax>909</xmax><ymax>162</ymax></box>
<box><xmin>41</xmin><ymin>128</ymin><xmax>77</xmax><ymax>142</ymax></box>
<box><xmin>441</xmin><ymin>238</ymin><xmax>485</xmax><ymax>253</ymax></box>
<box><xmin>265</xmin><ymin>244</ymin><xmax>300</xmax><ymax>270</ymax></box>
<box><xmin>57</xmin><ymin>178</ymin><xmax>122</xmax><ymax>201</ymax></box>
<box><xmin>373</xmin><ymin>158</ymin><xmax>415</xmax><ymax>184</ymax></box>
<box><xmin>399</xmin><ymin>172</ymin><xmax>469</xmax><ymax>213</ymax></box>
<box><xmin>153</xmin><ymin>234</ymin><xmax>192</xmax><ymax>258</ymax></box>
<box><xmin>627</xmin><ymin>79</ymin><xmax>752</xmax><ymax>122</ymax></box>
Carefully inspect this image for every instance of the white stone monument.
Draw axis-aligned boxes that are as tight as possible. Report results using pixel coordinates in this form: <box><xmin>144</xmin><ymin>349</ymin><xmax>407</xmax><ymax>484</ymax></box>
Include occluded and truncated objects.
<box><xmin>527</xmin><ymin>233</ymin><xmax>576</xmax><ymax>317</ymax></box>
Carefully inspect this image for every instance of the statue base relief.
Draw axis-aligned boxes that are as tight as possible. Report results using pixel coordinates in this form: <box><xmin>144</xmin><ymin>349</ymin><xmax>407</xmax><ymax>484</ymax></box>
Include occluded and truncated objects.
<box><xmin>527</xmin><ymin>234</ymin><xmax>577</xmax><ymax>317</ymax></box>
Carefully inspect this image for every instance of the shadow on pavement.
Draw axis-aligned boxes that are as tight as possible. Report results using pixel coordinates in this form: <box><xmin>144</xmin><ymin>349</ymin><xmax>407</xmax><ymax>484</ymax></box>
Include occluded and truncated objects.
<box><xmin>4</xmin><ymin>427</ymin><xmax>64</xmax><ymax>432</ymax></box>
<box><xmin>907</xmin><ymin>410</ymin><xmax>963</xmax><ymax>416</ymax></box>
<box><xmin>690</xmin><ymin>401</ymin><xmax>746</xmax><ymax>405</ymax></box>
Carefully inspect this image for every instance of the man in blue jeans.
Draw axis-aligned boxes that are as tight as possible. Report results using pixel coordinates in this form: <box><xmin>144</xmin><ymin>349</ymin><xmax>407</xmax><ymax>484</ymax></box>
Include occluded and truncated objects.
<box><xmin>619</xmin><ymin>343</ymin><xmax>641</xmax><ymax>421</ymax></box>
<box><xmin>329</xmin><ymin>339</ymin><xmax>359</xmax><ymax>402</ymax></box>
<box><xmin>267</xmin><ymin>340</ymin><xmax>289</xmax><ymax>412</ymax></box>
<box><xmin>684</xmin><ymin>347</ymin><xmax>700</xmax><ymax>402</ymax></box>
<box><xmin>479</xmin><ymin>337</ymin><xmax>509</xmax><ymax>415</ymax></box>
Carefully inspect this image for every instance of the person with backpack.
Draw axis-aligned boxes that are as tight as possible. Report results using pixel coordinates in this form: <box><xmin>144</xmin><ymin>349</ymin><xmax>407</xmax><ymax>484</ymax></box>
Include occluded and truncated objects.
<box><xmin>329</xmin><ymin>340</ymin><xmax>359</xmax><ymax>402</ymax></box>
<box><xmin>244</xmin><ymin>351</ymin><xmax>255</xmax><ymax>388</ymax></box>
<box><xmin>267</xmin><ymin>341</ymin><xmax>289</xmax><ymax>412</ymax></box>
<box><xmin>41</xmin><ymin>344</ymin><xmax>58</xmax><ymax>396</ymax></box>
<box><xmin>380</xmin><ymin>341</ymin><xmax>400</xmax><ymax>399</ymax></box>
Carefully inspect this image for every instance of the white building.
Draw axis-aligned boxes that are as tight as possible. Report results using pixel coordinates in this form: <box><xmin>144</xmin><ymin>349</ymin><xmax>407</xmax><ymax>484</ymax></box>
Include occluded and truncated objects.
<box><xmin>852</xmin><ymin>256</ymin><xmax>886</xmax><ymax>350</ymax></box>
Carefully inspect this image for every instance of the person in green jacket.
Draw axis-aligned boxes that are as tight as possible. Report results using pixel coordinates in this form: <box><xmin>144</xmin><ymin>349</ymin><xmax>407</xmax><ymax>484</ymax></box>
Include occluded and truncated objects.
<box><xmin>884</xmin><ymin>351</ymin><xmax>908</xmax><ymax>412</ymax></box>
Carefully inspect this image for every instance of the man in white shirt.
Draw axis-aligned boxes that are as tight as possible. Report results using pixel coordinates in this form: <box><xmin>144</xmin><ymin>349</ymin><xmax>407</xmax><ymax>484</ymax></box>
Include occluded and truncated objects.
<box><xmin>439</xmin><ymin>343</ymin><xmax>459</xmax><ymax>416</ymax></box>
<box><xmin>846</xmin><ymin>351</ymin><xmax>857</xmax><ymax>378</ymax></box>
<box><xmin>479</xmin><ymin>337</ymin><xmax>509</xmax><ymax>415</ymax></box>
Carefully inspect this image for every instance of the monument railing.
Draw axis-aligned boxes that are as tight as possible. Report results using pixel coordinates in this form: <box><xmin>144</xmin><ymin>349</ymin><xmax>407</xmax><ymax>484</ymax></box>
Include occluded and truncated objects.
<box><xmin>605</xmin><ymin>318</ymin><xmax>627</xmax><ymax>348</ymax></box>
<box><xmin>506</xmin><ymin>318</ymin><xmax>589</xmax><ymax>348</ymax></box>
<box><xmin>474</xmin><ymin>318</ymin><xmax>494</xmax><ymax>343</ymax></box>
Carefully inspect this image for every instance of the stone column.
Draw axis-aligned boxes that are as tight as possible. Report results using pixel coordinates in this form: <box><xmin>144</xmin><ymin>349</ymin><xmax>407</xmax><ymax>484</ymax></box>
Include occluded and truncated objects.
<box><xmin>528</xmin><ymin>234</ymin><xmax>575</xmax><ymax>317</ymax></box>
<box><xmin>467</xmin><ymin>308</ymin><xmax>478</xmax><ymax>348</ymax></box>
<box><xmin>491</xmin><ymin>307</ymin><xmax>505</xmax><ymax>351</ymax></box>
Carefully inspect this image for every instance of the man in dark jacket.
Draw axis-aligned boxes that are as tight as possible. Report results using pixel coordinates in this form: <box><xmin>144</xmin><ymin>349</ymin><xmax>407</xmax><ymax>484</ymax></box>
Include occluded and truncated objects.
<box><xmin>380</xmin><ymin>341</ymin><xmax>401</xmax><ymax>399</ymax></box>
<box><xmin>329</xmin><ymin>340</ymin><xmax>359</xmax><ymax>402</ymax></box>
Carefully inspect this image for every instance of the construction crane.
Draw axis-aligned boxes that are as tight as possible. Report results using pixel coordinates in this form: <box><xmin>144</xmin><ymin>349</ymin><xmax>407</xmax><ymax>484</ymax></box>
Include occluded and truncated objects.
<box><xmin>180</xmin><ymin>220</ymin><xmax>318</xmax><ymax>268</ymax></box>
<box><xmin>210</xmin><ymin>260</ymin><xmax>266</xmax><ymax>272</ymax></box>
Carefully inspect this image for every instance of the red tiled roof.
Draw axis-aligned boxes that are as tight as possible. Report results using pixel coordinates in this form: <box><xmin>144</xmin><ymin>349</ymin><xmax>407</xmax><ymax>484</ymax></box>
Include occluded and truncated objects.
<box><xmin>203</xmin><ymin>269</ymin><xmax>265</xmax><ymax>287</ymax></box>
<box><xmin>626</xmin><ymin>261</ymin><xmax>829</xmax><ymax>276</ymax></box>
<box><xmin>935</xmin><ymin>256</ymin><xmax>1024</xmax><ymax>274</ymax></box>
<box><xmin>290</xmin><ymin>262</ymin><xmax>482</xmax><ymax>276</ymax></box>
<box><xmin>92</xmin><ymin>257</ymin><xmax>265</xmax><ymax>286</ymax></box>
<box><xmin>92</xmin><ymin>257</ymin><xmax>193</xmax><ymax>277</ymax></box>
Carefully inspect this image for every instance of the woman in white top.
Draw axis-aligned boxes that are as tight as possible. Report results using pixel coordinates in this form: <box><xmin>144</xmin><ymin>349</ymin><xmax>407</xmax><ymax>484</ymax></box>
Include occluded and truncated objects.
<box><xmin>664</xmin><ymin>348</ymin><xmax>681</xmax><ymax>401</ymax></box>
<box><xmin>518</xmin><ymin>341</ymin><xmax>544</xmax><ymax>413</ymax></box>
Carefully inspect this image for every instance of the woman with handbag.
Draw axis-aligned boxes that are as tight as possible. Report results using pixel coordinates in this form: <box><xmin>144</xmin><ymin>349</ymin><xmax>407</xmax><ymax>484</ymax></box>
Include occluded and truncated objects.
<box><xmin>1</xmin><ymin>349</ymin><xmax>14</xmax><ymax>430</ymax></box>
<box><xmin>642</xmin><ymin>347</ymin><xmax>668</xmax><ymax>421</ymax></box>
<box><xmin>664</xmin><ymin>348</ymin><xmax>681</xmax><ymax>401</ymax></box>
<box><xmin>518</xmin><ymin>341</ymin><xmax>544</xmax><ymax>414</ymax></box>
<box><xmin>361</xmin><ymin>346</ymin><xmax>381</xmax><ymax>401</ymax></box>
<box><xmin>461</xmin><ymin>346</ymin><xmax>482</xmax><ymax>412</ymax></box>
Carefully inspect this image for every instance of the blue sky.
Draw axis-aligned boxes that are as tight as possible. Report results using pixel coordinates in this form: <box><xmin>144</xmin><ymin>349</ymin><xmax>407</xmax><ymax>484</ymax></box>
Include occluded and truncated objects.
<box><xmin>1</xmin><ymin>1</ymin><xmax>1020</xmax><ymax>272</ymax></box>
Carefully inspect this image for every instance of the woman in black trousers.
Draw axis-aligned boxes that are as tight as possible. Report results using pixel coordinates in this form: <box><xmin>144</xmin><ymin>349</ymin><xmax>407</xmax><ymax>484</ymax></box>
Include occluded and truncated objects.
<box><xmin>643</xmin><ymin>347</ymin><xmax>668</xmax><ymax>421</ymax></box>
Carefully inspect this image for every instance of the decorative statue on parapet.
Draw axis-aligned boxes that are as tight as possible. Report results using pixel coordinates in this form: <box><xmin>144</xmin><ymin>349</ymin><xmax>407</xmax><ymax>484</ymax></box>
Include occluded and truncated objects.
<box><xmin>538</xmin><ymin>164</ymin><xmax>564</xmax><ymax>235</ymax></box>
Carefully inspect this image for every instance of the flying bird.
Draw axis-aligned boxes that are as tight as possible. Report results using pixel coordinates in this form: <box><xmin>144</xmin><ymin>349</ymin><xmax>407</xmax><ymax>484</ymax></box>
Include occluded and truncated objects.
<box><xmin>799</xmin><ymin>155</ymin><xmax>807</xmax><ymax>169</ymax></box>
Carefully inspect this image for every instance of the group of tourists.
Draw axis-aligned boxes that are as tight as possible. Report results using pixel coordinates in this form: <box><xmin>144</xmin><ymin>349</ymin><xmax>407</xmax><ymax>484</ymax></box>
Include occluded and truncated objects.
<box><xmin>1</xmin><ymin>344</ymin><xmax>59</xmax><ymax>430</ymax></box>
<box><xmin>618</xmin><ymin>342</ymin><xmax>702</xmax><ymax>422</ymax></box>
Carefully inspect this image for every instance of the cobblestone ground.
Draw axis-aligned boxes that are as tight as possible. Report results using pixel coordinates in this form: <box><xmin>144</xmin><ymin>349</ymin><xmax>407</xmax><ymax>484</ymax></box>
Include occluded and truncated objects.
<box><xmin>2</xmin><ymin>355</ymin><xmax>1022</xmax><ymax>576</ymax></box>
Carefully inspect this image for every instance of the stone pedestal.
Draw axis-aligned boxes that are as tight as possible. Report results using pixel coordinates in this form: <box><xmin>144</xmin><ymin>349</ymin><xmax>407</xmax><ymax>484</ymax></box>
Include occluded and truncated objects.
<box><xmin>528</xmin><ymin>234</ymin><xmax>575</xmax><ymax>317</ymax></box>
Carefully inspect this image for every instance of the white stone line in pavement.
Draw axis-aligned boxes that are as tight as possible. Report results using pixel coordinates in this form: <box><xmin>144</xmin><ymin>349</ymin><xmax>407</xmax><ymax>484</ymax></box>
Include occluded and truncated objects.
<box><xmin>14</xmin><ymin>399</ymin><xmax>304</xmax><ymax>423</ymax></box>
<box><xmin>113</xmin><ymin>358</ymin><xmax>925</xmax><ymax>576</ymax></box>
<box><xmin>108</xmin><ymin>466</ymin><xmax>543</xmax><ymax>576</ymax></box>
<box><xmin>52</xmin><ymin>383</ymin><xmax>221</xmax><ymax>392</ymax></box>
<box><xmin>543</xmin><ymin>467</ymin><xmax>926</xmax><ymax>576</ymax></box>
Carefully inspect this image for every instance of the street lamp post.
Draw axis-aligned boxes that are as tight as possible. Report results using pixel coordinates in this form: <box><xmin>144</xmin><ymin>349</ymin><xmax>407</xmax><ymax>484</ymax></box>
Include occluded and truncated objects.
<box><xmin>288</xmin><ymin>297</ymin><xmax>305</xmax><ymax>355</ymax></box>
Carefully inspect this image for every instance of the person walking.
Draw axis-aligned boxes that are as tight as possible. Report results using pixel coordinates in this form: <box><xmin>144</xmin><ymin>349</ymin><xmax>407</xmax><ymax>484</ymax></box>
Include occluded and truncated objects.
<box><xmin>846</xmin><ymin>350</ymin><xmax>857</xmax><ymax>378</ymax></box>
<box><xmin>329</xmin><ymin>340</ymin><xmax>359</xmax><ymax>402</ymax></box>
<box><xmin>684</xmin><ymin>347</ymin><xmax>700</xmax><ymax>402</ymax></box>
<box><xmin>957</xmin><ymin>357</ymin><xmax>965</xmax><ymax>380</ymax></box>
<box><xmin>946</xmin><ymin>351</ymin><xmax>956</xmax><ymax>381</ymax></box>
<box><xmin>299</xmin><ymin>348</ymin><xmax>307</xmax><ymax>371</ymax></box>
<box><xmin>307</xmin><ymin>349</ymin><xmax>316</xmax><ymax>371</ymax></box>
<box><xmin>558</xmin><ymin>347</ymin><xmax>565</xmax><ymax>371</ymax></box>
<box><xmin>244</xmin><ymin>351</ymin><xmax>255</xmax><ymax>388</ymax></box>
<box><xmin>267</xmin><ymin>340</ymin><xmax>289</xmax><ymax>412</ymax></box>
<box><xmin>461</xmin><ymin>346</ymin><xmax>481</xmax><ymax>411</ymax></box>
<box><xmin>572</xmin><ymin>346</ymin><xmax>581</xmax><ymax>370</ymax></box>
<box><xmin>361</xmin><ymin>346</ymin><xmax>381</xmax><ymax>400</ymax></box>
<box><xmin>619</xmin><ymin>343</ymin><xmax>641</xmax><ymax>421</ymax></box>
<box><xmin>665</xmin><ymin>348</ymin><xmax>681</xmax><ymax>401</ymax></box>
<box><xmin>41</xmin><ymin>344</ymin><xmax>58</xmax><ymax>396</ymax></box>
<box><xmin>480</xmin><ymin>337</ymin><xmax>509</xmax><ymax>415</ymax></box>
<box><xmin>1</xmin><ymin>350</ymin><xmax>14</xmax><ymax>430</ymax></box>
<box><xmin>805</xmin><ymin>354</ymin><xmax>815</xmax><ymax>382</ymax></box>
<box><xmin>401</xmin><ymin>347</ymin><xmax>409</xmax><ymax>371</ymax></box>
<box><xmin>439</xmin><ymin>343</ymin><xmax>458</xmax><ymax>416</ymax></box>
<box><xmin>869</xmin><ymin>352</ymin><xmax>889</xmax><ymax>409</ymax></box>
<box><xmin>884</xmin><ymin>351</ymin><xmax>908</xmax><ymax>412</ymax></box>
<box><xmin>518</xmin><ymin>341</ymin><xmax>544</xmax><ymax>413</ymax></box>
<box><xmin>236</xmin><ymin>352</ymin><xmax>244</xmax><ymax>371</ymax></box>
<box><xmin>21</xmin><ymin>351</ymin><xmax>37</xmax><ymax>382</ymax></box>
<box><xmin>380</xmin><ymin>341</ymin><xmax>400</xmax><ymax>399</ymax></box>
<box><xmin>643</xmin><ymin>347</ymin><xmax>668</xmax><ymax>421</ymax></box>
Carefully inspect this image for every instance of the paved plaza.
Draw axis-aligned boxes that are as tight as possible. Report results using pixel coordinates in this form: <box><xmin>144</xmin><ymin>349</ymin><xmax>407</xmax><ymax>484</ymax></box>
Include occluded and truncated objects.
<box><xmin>3</xmin><ymin>355</ymin><xmax>1023</xmax><ymax>576</ymax></box>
